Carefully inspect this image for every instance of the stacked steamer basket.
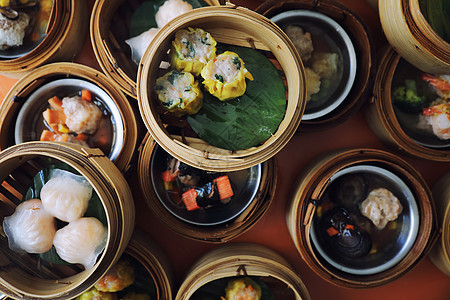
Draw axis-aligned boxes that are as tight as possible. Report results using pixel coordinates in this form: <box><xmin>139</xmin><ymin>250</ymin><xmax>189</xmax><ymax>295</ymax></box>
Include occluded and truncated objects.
<box><xmin>176</xmin><ymin>243</ymin><xmax>310</xmax><ymax>299</ymax></box>
<box><xmin>286</xmin><ymin>148</ymin><xmax>437</xmax><ymax>288</ymax></box>
<box><xmin>0</xmin><ymin>0</ymin><xmax>88</xmax><ymax>78</ymax></box>
<box><xmin>256</xmin><ymin>0</ymin><xmax>375</xmax><ymax>131</ymax></box>
<box><xmin>0</xmin><ymin>142</ymin><xmax>135</xmax><ymax>299</ymax></box>
<box><xmin>0</xmin><ymin>62</ymin><xmax>138</xmax><ymax>172</ymax></box>
<box><xmin>90</xmin><ymin>0</ymin><xmax>222</xmax><ymax>99</ymax></box>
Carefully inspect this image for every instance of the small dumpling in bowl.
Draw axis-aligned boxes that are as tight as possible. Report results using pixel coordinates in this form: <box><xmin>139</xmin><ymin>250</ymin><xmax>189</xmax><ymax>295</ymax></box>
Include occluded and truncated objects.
<box><xmin>3</xmin><ymin>199</ymin><xmax>56</xmax><ymax>254</ymax></box>
<box><xmin>40</xmin><ymin>169</ymin><xmax>93</xmax><ymax>222</ymax></box>
<box><xmin>62</xmin><ymin>95</ymin><xmax>103</xmax><ymax>135</ymax></box>
<box><xmin>53</xmin><ymin>217</ymin><xmax>107</xmax><ymax>270</ymax></box>
<box><xmin>155</xmin><ymin>0</ymin><xmax>193</xmax><ymax>28</ymax></box>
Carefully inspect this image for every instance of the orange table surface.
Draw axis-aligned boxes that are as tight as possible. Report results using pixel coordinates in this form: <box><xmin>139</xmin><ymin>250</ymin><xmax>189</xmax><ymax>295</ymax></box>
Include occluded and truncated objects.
<box><xmin>0</xmin><ymin>0</ymin><xmax>449</xmax><ymax>299</ymax></box>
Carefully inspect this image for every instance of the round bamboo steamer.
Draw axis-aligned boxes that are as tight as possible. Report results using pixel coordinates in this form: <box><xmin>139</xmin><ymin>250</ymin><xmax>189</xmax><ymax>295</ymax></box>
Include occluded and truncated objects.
<box><xmin>379</xmin><ymin>0</ymin><xmax>450</xmax><ymax>75</ymax></box>
<box><xmin>137</xmin><ymin>133</ymin><xmax>276</xmax><ymax>243</ymax></box>
<box><xmin>176</xmin><ymin>242</ymin><xmax>311</xmax><ymax>299</ymax></box>
<box><xmin>365</xmin><ymin>47</ymin><xmax>450</xmax><ymax>162</ymax></box>
<box><xmin>0</xmin><ymin>141</ymin><xmax>135</xmax><ymax>299</ymax></box>
<box><xmin>90</xmin><ymin>0</ymin><xmax>221</xmax><ymax>99</ymax></box>
<box><xmin>428</xmin><ymin>171</ymin><xmax>450</xmax><ymax>276</ymax></box>
<box><xmin>286</xmin><ymin>148</ymin><xmax>437</xmax><ymax>288</ymax></box>
<box><xmin>0</xmin><ymin>62</ymin><xmax>138</xmax><ymax>173</ymax></box>
<box><xmin>0</xmin><ymin>0</ymin><xmax>88</xmax><ymax>78</ymax></box>
<box><xmin>137</xmin><ymin>5</ymin><xmax>306</xmax><ymax>172</ymax></box>
<box><xmin>255</xmin><ymin>0</ymin><xmax>375</xmax><ymax>131</ymax></box>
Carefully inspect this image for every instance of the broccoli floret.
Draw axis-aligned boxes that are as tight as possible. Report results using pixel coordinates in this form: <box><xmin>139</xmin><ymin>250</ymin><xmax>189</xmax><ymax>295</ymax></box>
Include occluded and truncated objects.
<box><xmin>392</xmin><ymin>79</ymin><xmax>425</xmax><ymax>113</ymax></box>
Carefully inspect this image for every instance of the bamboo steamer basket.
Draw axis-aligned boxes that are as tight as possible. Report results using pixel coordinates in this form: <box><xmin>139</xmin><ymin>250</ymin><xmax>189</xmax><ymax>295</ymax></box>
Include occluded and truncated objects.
<box><xmin>379</xmin><ymin>0</ymin><xmax>450</xmax><ymax>75</ymax></box>
<box><xmin>0</xmin><ymin>141</ymin><xmax>135</xmax><ymax>299</ymax></box>
<box><xmin>255</xmin><ymin>0</ymin><xmax>375</xmax><ymax>131</ymax></box>
<box><xmin>137</xmin><ymin>5</ymin><xmax>306</xmax><ymax>172</ymax></box>
<box><xmin>365</xmin><ymin>47</ymin><xmax>450</xmax><ymax>162</ymax></box>
<box><xmin>137</xmin><ymin>133</ymin><xmax>276</xmax><ymax>243</ymax></box>
<box><xmin>287</xmin><ymin>148</ymin><xmax>437</xmax><ymax>288</ymax></box>
<box><xmin>176</xmin><ymin>242</ymin><xmax>310</xmax><ymax>299</ymax></box>
<box><xmin>0</xmin><ymin>62</ymin><xmax>138</xmax><ymax>173</ymax></box>
<box><xmin>428</xmin><ymin>171</ymin><xmax>450</xmax><ymax>276</ymax></box>
<box><xmin>90</xmin><ymin>0</ymin><xmax>221</xmax><ymax>98</ymax></box>
<box><xmin>0</xmin><ymin>0</ymin><xmax>88</xmax><ymax>78</ymax></box>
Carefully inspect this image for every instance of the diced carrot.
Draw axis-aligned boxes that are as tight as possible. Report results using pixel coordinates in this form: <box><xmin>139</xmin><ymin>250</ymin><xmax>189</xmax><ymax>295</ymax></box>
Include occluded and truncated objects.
<box><xmin>181</xmin><ymin>188</ymin><xmax>200</xmax><ymax>211</ymax></box>
<box><xmin>345</xmin><ymin>224</ymin><xmax>355</xmax><ymax>230</ymax></box>
<box><xmin>58</xmin><ymin>124</ymin><xmax>70</xmax><ymax>133</ymax></box>
<box><xmin>59</xmin><ymin>134</ymin><xmax>70</xmax><ymax>142</ymax></box>
<box><xmin>48</xmin><ymin>96</ymin><xmax>63</xmax><ymax>110</ymax></box>
<box><xmin>161</xmin><ymin>169</ymin><xmax>178</xmax><ymax>182</ymax></box>
<box><xmin>40</xmin><ymin>130</ymin><xmax>57</xmax><ymax>141</ymax></box>
<box><xmin>76</xmin><ymin>133</ymin><xmax>88</xmax><ymax>141</ymax></box>
<box><xmin>81</xmin><ymin>89</ymin><xmax>92</xmax><ymax>101</ymax></box>
<box><xmin>48</xmin><ymin>123</ymin><xmax>61</xmax><ymax>133</ymax></box>
<box><xmin>214</xmin><ymin>175</ymin><xmax>233</xmax><ymax>200</ymax></box>
<box><xmin>42</xmin><ymin>109</ymin><xmax>66</xmax><ymax>125</ymax></box>
<box><xmin>326</xmin><ymin>226</ymin><xmax>339</xmax><ymax>236</ymax></box>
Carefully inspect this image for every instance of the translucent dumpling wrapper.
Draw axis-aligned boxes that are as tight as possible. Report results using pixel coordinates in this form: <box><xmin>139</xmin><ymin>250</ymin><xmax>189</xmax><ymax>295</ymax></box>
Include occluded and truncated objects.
<box><xmin>155</xmin><ymin>69</ymin><xmax>203</xmax><ymax>116</ymax></box>
<box><xmin>170</xmin><ymin>27</ymin><xmax>217</xmax><ymax>76</ymax></box>
<box><xmin>125</xmin><ymin>27</ymin><xmax>159</xmax><ymax>64</ymax></box>
<box><xmin>40</xmin><ymin>169</ymin><xmax>93</xmax><ymax>222</ymax></box>
<box><xmin>155</xmin><ymin>0</ymin><xmax>193</xmax><ymax>28</ymax></box>
<box><xmin>53</xmin><ymin>217</ymin><xmax>107</xmax><ymax>270</ymax></box>
<box><xmin>3</xmin><ymin>199</ymin><xmax>56</xmax><ymax>254</ymax></box>
<box><xmin>201</xmin><ymin>51</ymin><xmax>254</xmax><ymax>101</ymax></box>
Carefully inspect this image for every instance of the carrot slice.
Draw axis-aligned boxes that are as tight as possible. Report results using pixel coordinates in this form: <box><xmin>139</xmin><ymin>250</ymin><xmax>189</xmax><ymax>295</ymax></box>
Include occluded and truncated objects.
<box><xmin>181</xmin><ymin>188</ymin><xmax>200</xmax><ymax>211</ymax></box>
<box><xmin>81</xmin><ymin>89</ymin><xmax>92</xmax><ymax>101</ymax></box>
<box><xmin>48</xmin><ymin>96</ymin><xmax>63</xmax><ymax>110</ymax></box>
<box><xmin>161</xmin><ymin>169</ymin><xmax>179</xmax><ymax>182</ymax></box>
<box><xmin>326</xmin><ymin>227</ymin><xmax>339</xmax><ymax>236</ymax></box>
<box><xmin>40</xmin><ymin>130</ymin><xmax>57</xmax><ymax>141</ymax></box>
<box><xmin>42</xmin><ymin>109</ymin><xmax>66</xmax><ymax>125</ymax></box>
<box><xmin>345</xmin><ymin>224</ymin><xmax>355</xmax><ymax>230</ymax></box>
<box><xmin>77</xmin><ymin>133</ymin><xmax>88</xmax><ymax>141</ymax></box>
<box><xmin>214</xmin><ymin>175</ymin><xmax>233</xmax><ymax>200</ymax></box>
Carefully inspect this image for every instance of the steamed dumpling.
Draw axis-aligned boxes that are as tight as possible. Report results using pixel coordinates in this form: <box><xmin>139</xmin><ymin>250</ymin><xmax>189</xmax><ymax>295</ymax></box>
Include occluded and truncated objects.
<box><xmin>62</xmin><ymin>95</ymin><xmax>103</xmax><ymax>135</ymax></box>
<box><xmin>3</xmin><ymin>199</ymin><xmax>56</xmax><ymax>254</ymax></box>
<box><xmin>40</xmin><ymin>169</ymin><xmax>93</xmax><ymax>222</ymax></box>
<box><xmin>53</xmin><ymin>217</ymin><xmax>107</xmax><ymax>270</ymax></box>
<box><xmin>125</xmin><ymin>27</ymin><xmax>159</xmax><ymax>64</ymax></box>
<box><xmin>155</xmin><ymin>0</ymin><xmax>193</xmax><ymax>28</ymax></box>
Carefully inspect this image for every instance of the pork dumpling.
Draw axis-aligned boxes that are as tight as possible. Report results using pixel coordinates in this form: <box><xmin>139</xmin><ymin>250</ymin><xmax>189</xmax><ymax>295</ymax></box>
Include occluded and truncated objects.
<box><xmin>201</xmin><ymin>51</ymin><xmax>253</xmax><ymax>101</ymax></box>
<box><xmin>155</xmin><ymin>0</ymin><xmax>193</xmax><ymax>28</ymax></box>
<box><xmin>62</xmin><ymin>95</ymin><xmax>103</xmax><ymax>135</ymax></box>
<box><xmin>3</xmin><ymin>199</ymin><xmax>56</xmax><ymax>254</ymax></box>
<box><xmin>53</xmin><ymin>217</ymin><xmax>107</xmax><ymax>270</ymax></box>
<box><xmin>40</xmin><ymin>169</ymin><xmax>93</xmax><ymax>222</ymax></box>
<box><xmin>305</xmin><ymin>67</ymin><xmax>321</xmax><ymax>102</ymax></box>
<box><xmin>311</xmin><ymin>52</ymin><xmax>340</xmax><ymax>80</ymax></box>
<box><xmin>0</xmin><ymin>12</ymin><xmax>30</xmax><ymax>50</ymax></box>
<box><xmin>125</xmin><ymin>27</ymin><xmax>159</xmax><ymax>64</ymax></box>
<box><xmin>285</xmin><ymin>25</ymin><xmax>314</xmax><ymax>63</ymax></box>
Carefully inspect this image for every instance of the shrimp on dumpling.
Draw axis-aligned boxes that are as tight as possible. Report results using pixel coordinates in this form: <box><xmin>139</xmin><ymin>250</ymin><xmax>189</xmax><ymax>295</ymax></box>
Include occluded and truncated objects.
<box><xmin>40</xmin><ymin>169</ymin><xmax>93</xmax><ymax>222</ymax></box>
<box><xmin>3</xmin><ymin>199</ymin><xmax>56</xmax><ymax>254</ymax></box>
<box><xmin>53</xmin><ymin>217</ymin><xmax>107</xmax><ymax>270</ymax></box>
<box><xmin>62</xmin><ymin>95</ymin><xmax>103</xmax><ymax>135</ymax></box>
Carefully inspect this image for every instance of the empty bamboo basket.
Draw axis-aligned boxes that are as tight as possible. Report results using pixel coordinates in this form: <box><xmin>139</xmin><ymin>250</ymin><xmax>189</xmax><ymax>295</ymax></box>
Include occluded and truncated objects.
<box><xmin>0</xmin><ymin>141</ymin><xmax>135</xmax><ymax>299</ymax></box>
<box><xmin>0</xmin><ymin>62</ymin><xmax>138</xmax><ymax>173</ymax></box>
<box><xmin>137</xmin><ymin>133</ymin><xmax>276</xmax><ymax>243</ymax></box>
<box><xmin>287</xmin><ymin>148</ymin><xmax>437</xmax><ymax>288</ymax></box>
<box><xmin>0</xmin><ymin>0</ymin><xmax>88</xmax><ymax>78</ymax></box>
<box><xmin>256</xmin><ymin>0</ymin><xmax>375</xmax><ymax>131</ymax></box>
<box><xmin>428</xmin><ymin>171</ymin><xmax>450</xmax><ymax>276</ymax></box>
<box><xmin>137</xmin><ymin>5</ymin><xmax>306</xmax><ymax>172</ymax></box>
<box><xmin>379</xmin><ymin>0</ymin><xmax>450</xmax><ymax>75</ymax></box>
<box><xmin>176</xmin><ymin>242</ymin><xmax>310</xmax><ymax>299</ymax></box>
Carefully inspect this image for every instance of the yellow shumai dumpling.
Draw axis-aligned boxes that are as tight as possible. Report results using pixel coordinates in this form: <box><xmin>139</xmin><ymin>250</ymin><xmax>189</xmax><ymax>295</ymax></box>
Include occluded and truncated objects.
<box><xmin>223</xmin><ymin>277</ymin><xmax>262</xmax><ymax>300</ymax></box>
<box><xmin>201</xmin><ymin>51</ymin><xmax>254</xmax><ymax>101</ymax></box>
<box><xmin>155</xmin><ymin>69</ymin><xmax>203</xmax><ymax>116</ymax></box>
<box><xmin>170</xmin><ymin>27</ymin><xmax>217</xmax><ymax>76</ymax></box>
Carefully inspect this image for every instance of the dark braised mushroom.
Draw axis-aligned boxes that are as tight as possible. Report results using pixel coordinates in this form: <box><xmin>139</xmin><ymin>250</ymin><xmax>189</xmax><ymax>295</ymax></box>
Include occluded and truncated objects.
<box><xmin>320</xmin><ymin>207</ymin><xmax>372</xmax><ymax>258</ymax></box>
<box><xmin>329</xmin><ymin>173</ymin><xmax>367</xmax><ymax>211</ymax></box>
<box><xmin>0</xmin><ymin>0</ymin><xmax>39</xmax><ymax>20</ymax></box>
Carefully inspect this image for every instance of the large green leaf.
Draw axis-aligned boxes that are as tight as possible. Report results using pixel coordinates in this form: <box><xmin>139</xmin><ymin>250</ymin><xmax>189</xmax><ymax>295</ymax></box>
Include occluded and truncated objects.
<box><xmin>129</xmin><ymin>0</ymin><xmax>209</xmax><ymax>37</ymax></box>
<box><xmin>187</xmin><ymin>45</ymin><xmax>286</xmax><ymax>150</ymax></box>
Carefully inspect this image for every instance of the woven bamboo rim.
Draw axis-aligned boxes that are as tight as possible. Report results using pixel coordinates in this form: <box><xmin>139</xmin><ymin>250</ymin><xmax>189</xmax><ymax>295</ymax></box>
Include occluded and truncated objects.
<box><xmin>126</xmin><ymin>228</ymin><xmax>174</xmax><ymax>299</ymax></box>
<box><xmin>0</xmin><ymin>62</ymin><xmax>138</xmax><ymax>173</ymax></box>
<box><xmin>90</xmin><ymin>0</ymin><xmax>221</xmax><ymax>98</ymax></box>
<box><xmin>379</xmin><ymin>0</ymin><xmax>450</xmax><ymax>75</ymax></box>
<box><xmin>0</xmin><ymin>141</ymin><xmax>135</xmax><ymax>299</ymax></box>
<box><xmin>0</xmin><ymin>0</ymin><xmax>88</xmax><ymax>78</ymax></box>
<box><xmin>137</xmin><ymin>5</ymin><xmax>306</xmax><ymax>172</ymax></box>
<box><xmin>428</xmin><ymin>171</ymin><xmax>450</xmax><ymax>276</ymax></box>
<box><xmin>286</xmin><ymin>148</ymin><xmax>438</xmax><ymax>288</ymax></box>
<box><xmin>137</xmin><ymin>133</ymin><xmax>276</xmax><ymax>243</ymax></box>
<box><xmin>176</xmin><ymin>242</ymin><xmax>310</xmax><ymax>299</ymax></box>
<box><xmin>255</xmin><ymin>0</ymin><xmax>375</xmax><ymax>131</ymax></box>
<box><xmin>365</xmin><ymin>47</ymin><xmax>450</xmax><ymax>162</ymax></box>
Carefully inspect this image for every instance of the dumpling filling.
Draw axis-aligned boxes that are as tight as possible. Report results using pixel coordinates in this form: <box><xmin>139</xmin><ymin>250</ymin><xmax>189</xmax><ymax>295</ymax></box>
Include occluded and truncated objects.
<box><xmin>62</xmin><ymin>95</ymin><xmax>103</xmax><ymax>134</ymax></box>
<box><xmin>360</xmin><ymin>188</ymin><xmax>403</xmax><ymax>230</ymax></box>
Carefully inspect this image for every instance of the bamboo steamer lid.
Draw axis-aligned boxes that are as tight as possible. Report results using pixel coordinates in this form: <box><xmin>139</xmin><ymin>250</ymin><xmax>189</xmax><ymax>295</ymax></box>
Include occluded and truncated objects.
<box><xmin>137</xmin><ymin>5</ymin><xmax>306</xmax><ymax>172</ymax></box>
<box><xmin>137</xmin><ymin>133</ymin><xmax>276</xmax><ymax>243</ymax></box>
<box><xmin>287</xmin><ymin>148</ymin><xmax>437</xmax><ymax>288</ymax></box>
<box><xmin>428</xmin><ymin>171</ymin><xmax>450</xmax><ymax>276</ymax></box>
<box><xmin>176</xmin><ymin>242</ymin><xmax>310</xmax><ymax>299</ymax></box>
<box><xmin>0</xmin><ymin>0</ymin><xmax>88</xmax><ymax>78</ymax></box>
<box><xmin>255</xmin><ymin>0</ymin><xmax>375</xmax><ymax>131</ymax></box>
<box><xmin>0</xmin><ymin>141</ymin><xmax>135</xmax><ymax>299</ymax></box>
<box><xmin>365</xmin><ymin>47</ymin><xmax>450</xmax><ymax>162</ymax></box>
<box><xmin>90</xmin><ymin>0</ymin><xmax>221</xmax><ymax>98</ymax></box>
<box><xmin>379</xmin><ymin>0</ymin><xmax>450</xmax><ymax>75</ymax></box>
<box><xmin>0</xmin><ymin>62</ymin><xmax>138</xmax><ymax>173</ymax></box>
